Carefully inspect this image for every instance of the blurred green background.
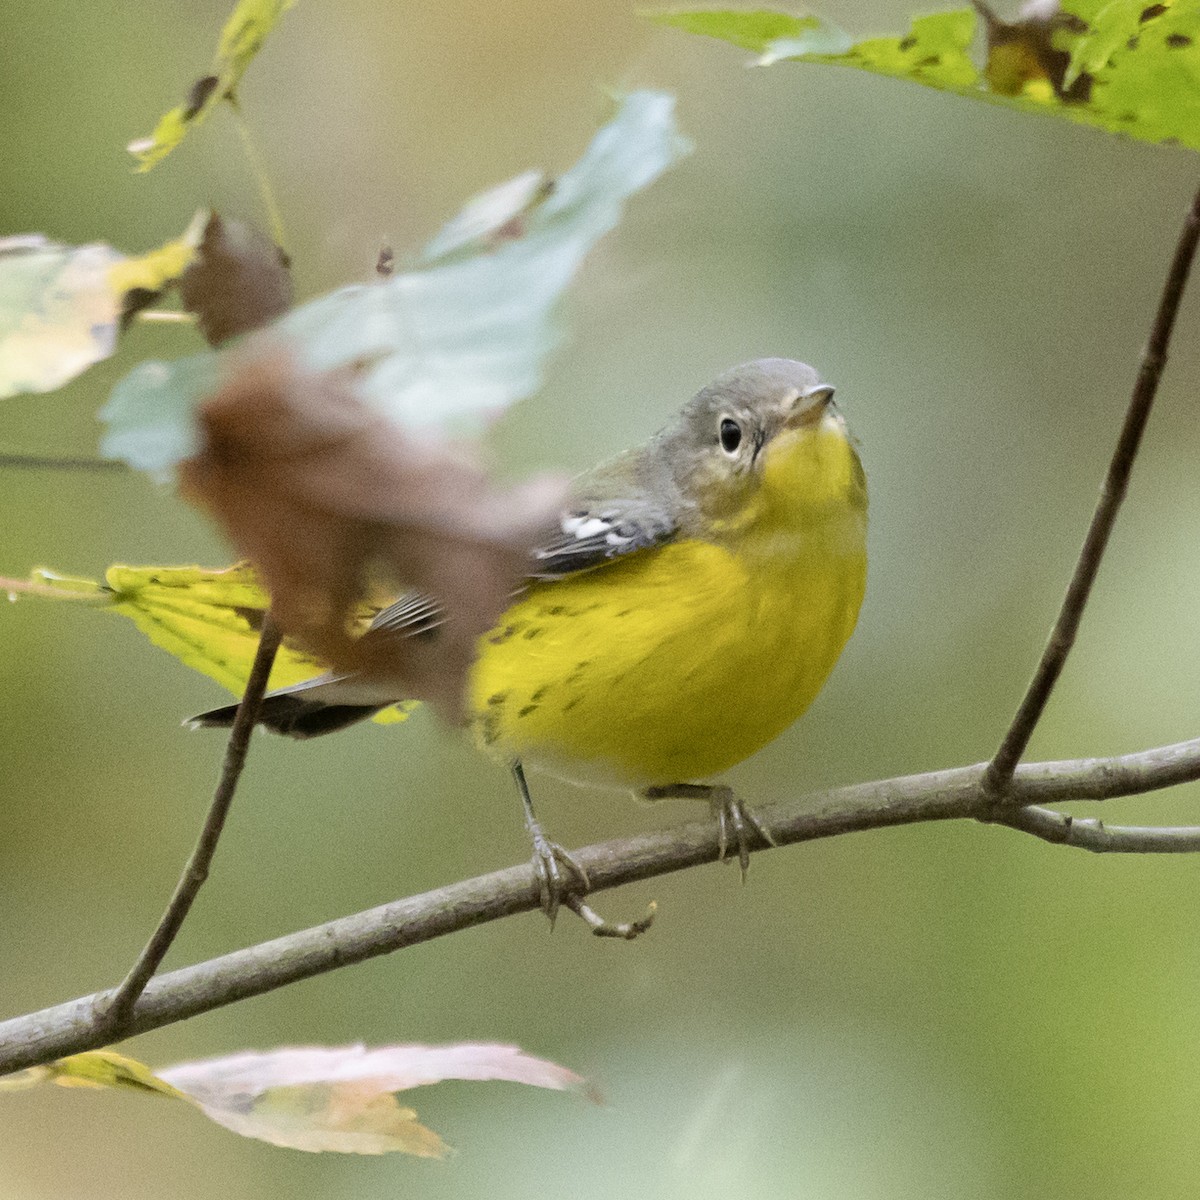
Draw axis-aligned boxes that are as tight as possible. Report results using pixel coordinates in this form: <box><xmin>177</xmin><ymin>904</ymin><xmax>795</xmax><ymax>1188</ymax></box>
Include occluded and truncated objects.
<box><xmin>4</xmin><ymin>1</ymin><xmax>1200</xmax><ymax>1196</ymax></box>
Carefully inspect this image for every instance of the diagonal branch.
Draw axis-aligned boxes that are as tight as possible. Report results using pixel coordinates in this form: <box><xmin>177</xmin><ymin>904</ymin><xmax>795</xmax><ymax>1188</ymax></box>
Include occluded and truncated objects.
<box><xmin>982</xmin><ymin>183</ymin><xmax>1200</xmax><ymax>800</ymax></box>
<box><xmin>2</xmin><ymin>734</ymin><xmax>1199</xmax><ymax>1076</ymax></box>
<box><xmin>97</xmin><ymin>616</ymin><xmax>282</xmax><ymax>1027</ymax></box>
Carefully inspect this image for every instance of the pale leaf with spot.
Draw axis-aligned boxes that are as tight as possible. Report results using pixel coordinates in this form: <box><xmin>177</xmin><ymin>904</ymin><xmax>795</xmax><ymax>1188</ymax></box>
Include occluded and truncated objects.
<box><xmin>650</xmin><ymin>2</ymin><xmax>1200</xmax><ymax>151</ymax></box>
<box><xmin>0</xmin><ymin>215</ymin><xmax>203</xmax><ymax>400</ymax></box>
<box><xmin>128</xmin><ymin>0</ymin><xmax>297</xmax><ymax>171</ymax></box>
<box><xmin>102</xmin><ymin>90</ymin><xmax>690</xmax><ymax>474</ymax></box>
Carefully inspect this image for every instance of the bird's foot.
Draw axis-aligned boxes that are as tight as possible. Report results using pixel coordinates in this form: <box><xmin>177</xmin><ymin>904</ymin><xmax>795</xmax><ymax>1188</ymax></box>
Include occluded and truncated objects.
<box><xmin>528</xmin><ymin>830</ymin><xmax>655</xmax><ymax>939</ymax></box>
<box><xmin>645</xmin><ymin>783</ymin><xmax>776</xmax><ymax>880</ymax></box>
<box><xmin>515</xmin><ymin>761</ymin><xmax>654</xmax><ymax>939</ymax></box>
<box><xmin>528</xmin><ymin>826</ymin><xmax>590</xmax><ymax>928</ymax></box>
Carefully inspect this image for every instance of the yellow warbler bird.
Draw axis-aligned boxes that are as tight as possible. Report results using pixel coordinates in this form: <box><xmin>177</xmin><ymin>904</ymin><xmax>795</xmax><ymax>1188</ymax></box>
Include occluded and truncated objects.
<box><xmin>191</xmin><ymin>359</ymin><xmax>868</xmax><ymax>924</ymax></box>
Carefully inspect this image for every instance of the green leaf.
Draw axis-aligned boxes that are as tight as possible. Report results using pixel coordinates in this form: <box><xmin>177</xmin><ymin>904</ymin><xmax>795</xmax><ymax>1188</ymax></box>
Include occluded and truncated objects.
<box><xmin>102</xmin><ymin>90</ymin><xmax>690</xmax><ymax>474</ymax></box>
<box><xmin>650</xmin><ymin>3</ymin><xmax>1200</xmax><ymax>151</ymax></box>
<box><xmin>128</xmin><ymin>0</ymin><xmax>296</xmax><ymax>171</ymax></box>
<box><xmin>643</xmin><ymin>8</ymin><xmax>827</xmax><ymax>52</ymax></box>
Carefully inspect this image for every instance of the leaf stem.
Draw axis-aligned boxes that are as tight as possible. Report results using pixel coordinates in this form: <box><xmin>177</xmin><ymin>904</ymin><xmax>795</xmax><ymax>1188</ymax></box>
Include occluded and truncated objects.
<box><xmin>133</xmin><ymin>310</ymin><xmax>197</xmax><ymax>325</ymax></box>
<box><xmin>227</xmin><ymin>98</ymin><xmax>289</xmax><ymax>254</ymax></box>
<box><xmin>0</xmin><ymin>576</ymin><xmax>106</xmax><ymax>602</ymax></box>
<box><xmin>981</xmin><ymin>183</ymin><xmax>1200</xmax><ymax>801</ymax></box>
<box><xmin>97</xmin><ymin>615</ymin><xmax>282</xmax><ymax>1028</ymax></box>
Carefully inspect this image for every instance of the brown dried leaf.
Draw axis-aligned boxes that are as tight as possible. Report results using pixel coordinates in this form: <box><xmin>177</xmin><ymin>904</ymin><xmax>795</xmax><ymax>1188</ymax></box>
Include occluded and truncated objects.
<box><xmin>178</xmin><ymin>346</ymin><xmax>565</xmax><ymax>719</ymax></box>
<box><xmin>179</xmin><ymin>213</ymin><xmax>292</xmax><ymax>347</ymax></box>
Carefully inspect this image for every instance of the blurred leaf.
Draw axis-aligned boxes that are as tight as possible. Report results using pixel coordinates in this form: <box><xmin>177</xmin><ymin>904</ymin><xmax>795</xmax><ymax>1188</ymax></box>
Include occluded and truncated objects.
<box><xmin>2</xmin><ymin>562</ymin><xmax>413</xmax><ymax>723</ymax></box>
<box><xmin>156</xmin><ymin>1043</ymin><xmax>587</xmax><ymax>1155</ymax></box>
<box><xmin>176</xmin><ymin>350</ymin><xmax>565</xmax><ymax>721</ymax></box>
<box><xmin>647</xmin><ymin>8</ymin><xmax>854</xmax><ymax>57</ymax></box>
<box><xmin>128</xmin><ymin>0</ymin><xmax>297</xmax><ymax>171</ymax></box>
<box><xmin>0</xmin><ymin>218</ymin><xmax>204</xmax><ymax>400</ymax></box>
<box><xmin>1</xmin><ymin>1044</ymin><xmax>585</xmax><ymax>1157</ymax></box>
<box><xmin>650</xmin><ymin>2</ymin><xmax>1200</xmax><ymax>150</ymax></box>
<box><xmin>420</xmin><ymin>169</ymin><xmax>554</xmax><ymax>261</ymax></box>
<box><xmin>102</xmin><ymin>89</ymin><xmax>690</xmax><ymax>474</ymax></box>
<box><xmin>0</xmin><ymin>236</ymin><xmax>122</xmax><ymax>399</ymax></box>
<box><xmin>179</xmin><ymin>213</ymin><xmax>292</xmax><ymax>347</ymax></box>
<box><xmin>641</xmin><ymin>8</ymin><xmax>827</xmax><ymax>52</ymax></box>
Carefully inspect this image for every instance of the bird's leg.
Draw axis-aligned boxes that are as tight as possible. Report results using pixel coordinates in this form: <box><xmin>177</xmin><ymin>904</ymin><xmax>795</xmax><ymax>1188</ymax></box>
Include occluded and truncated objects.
<box><xmin>643</xmin><ymin>783</ymin><xmax>777</xmax><ymax>880</ymax></box>
<box><xmin>512</xmin><ymin>762</ymin><xmax>655</xmax><ymax>939</ymax></box>
<box><xmin>513</xmin><ymin>760</ymin><xmax>590</xmax><ymax>927</ymax></box>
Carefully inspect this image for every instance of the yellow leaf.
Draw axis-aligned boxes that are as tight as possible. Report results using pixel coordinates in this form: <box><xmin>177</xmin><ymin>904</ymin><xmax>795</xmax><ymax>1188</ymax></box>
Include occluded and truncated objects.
<box><xmin>45</xmin><ymin>1050</ymin><xmax>186</xmax><ymax>1100</ymax></box>
<box><xmin>107</xmin><ymin>211</ymin><xmax>207</xmax><ymax>300</ymax></box>
<box><xmin>217</xmin><ymin>0</ymin><xmax>298</xmax><ymax>81</ymax></box>
<box><xmin>10</xmin><ymin>562</ymin><xmax>414</xmax><ymax>723</ymax></box>
<box><xmin>104</xmin><ymin>562</ymin><xmax>337</xmax><ymax>697</ymax></box>
<box><xmin>129</xmin><ymin>0</ymin><xmax>297</xmax><ymax>171</ymax></box>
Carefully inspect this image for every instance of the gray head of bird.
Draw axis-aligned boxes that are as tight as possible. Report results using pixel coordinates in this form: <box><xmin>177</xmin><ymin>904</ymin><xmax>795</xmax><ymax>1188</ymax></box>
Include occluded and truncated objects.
<box><xmin>656</xmin><ymin>358</ymin><xmax>862</xmax><ymax>541</ymax></box>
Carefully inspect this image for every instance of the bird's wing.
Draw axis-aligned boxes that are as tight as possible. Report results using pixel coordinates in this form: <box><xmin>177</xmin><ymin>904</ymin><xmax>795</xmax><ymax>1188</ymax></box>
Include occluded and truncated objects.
<box><xmin>354</xmin><ymin>476</ymin><xmax>676</xmax><ymax>643</ymax></box>
<box><xmin>528</xmin><ymin>497</ymin><xmax>677</xmax><ymax>578</ymax></box>
<box><xmin>363</xmin><ymin>592</ymin><xmax>445</xmax><ymax>639</ymax></box>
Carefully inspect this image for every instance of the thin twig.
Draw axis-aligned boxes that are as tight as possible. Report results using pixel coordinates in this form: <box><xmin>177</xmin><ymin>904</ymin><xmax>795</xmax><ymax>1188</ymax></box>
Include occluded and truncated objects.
<box><xmin>133</xmin><ymin>310</ymin><xmax>196</xmax><ymax>324</ymax></box>
<box><xmin>3</xmin><ymin>734</ymin><xmax>1199</xmax><ymax>1075</ymax></box>
<box><xmin>0</xmin><ymin>576</ymin><xmax>108</xmax><ymax>602</ymax></box>
<box><xmin>0</xmin><ymin>453</ymin><xmax>127</xmax><ymax>472</ymax></box>
<box><xmin>999</xmin><ymin>806</ymin><xmax>1200</xmax><ymax>852</ymax></box>
<box><xmin>97</xmin><ymin>616</ymin><xmax>282</xmax><ymax>1028</ymax></box>
<box><xmin>982</xmin><ymin>184</ymin><xmax>1200</xmax><ymax>800</ymax></box>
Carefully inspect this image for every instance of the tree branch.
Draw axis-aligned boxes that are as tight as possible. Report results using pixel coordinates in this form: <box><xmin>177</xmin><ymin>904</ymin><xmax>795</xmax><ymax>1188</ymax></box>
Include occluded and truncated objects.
<box><xmin>982</xmin><ymin>183</ymin><xmax>1200</xmax><ymax>798</ymax></box>
<box><xmin>2</xmin><ymin>735</ymin><xmax>1199</xmax><ymax>1076</ymax></box>
<box><xmin>998</xmin><ymin>805</ymin><xmax>1200</xmax><ymax>852</ymax></box>
<box><xmin>98</xmin><ymin>616</ymin><xmax>282</xmax><ymax>1027</ymax></box>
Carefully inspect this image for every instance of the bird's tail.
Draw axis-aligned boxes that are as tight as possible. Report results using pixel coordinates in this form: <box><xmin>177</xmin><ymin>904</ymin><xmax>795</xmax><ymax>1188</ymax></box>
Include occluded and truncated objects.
<box><xmin>186</xmin><ymin>694</ymin><xmax>386</xmax><ymax>738</ymax></box>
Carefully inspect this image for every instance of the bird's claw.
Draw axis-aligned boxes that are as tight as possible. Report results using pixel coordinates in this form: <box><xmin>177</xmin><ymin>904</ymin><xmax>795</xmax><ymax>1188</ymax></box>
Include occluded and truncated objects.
<box><xmin>709</xmin><ymin>786</ymin><xmax>776</xmax><ymax>881</ymax></box>
<box><xmin>529</xmin><ymin>831</ymin><xmax>590</xmax><ymax>928</ymax></box>
<box><xmin>517</xmin><ymin>760</ymin><xmax>653</xmax><ymax>938</ymax></box>
<box><xmin>645</xmin><ymin>782</ymin><xmax>775</xmax><ymax>880</ymax></box>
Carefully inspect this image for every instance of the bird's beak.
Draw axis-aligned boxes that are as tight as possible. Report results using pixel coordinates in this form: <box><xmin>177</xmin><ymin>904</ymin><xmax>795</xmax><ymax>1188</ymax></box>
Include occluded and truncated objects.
<box><xmin>784</xmin><ymin>383</ymin><xmax>836</xmax><ymax>429</ymax></box>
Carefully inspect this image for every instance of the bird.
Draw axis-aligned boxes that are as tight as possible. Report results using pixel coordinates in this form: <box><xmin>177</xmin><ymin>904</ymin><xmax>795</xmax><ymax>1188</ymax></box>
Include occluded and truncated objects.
<box><xmin>190</xmin><ymin>358</ymin><xmax>868</xmax><ymax>932</ymax></box>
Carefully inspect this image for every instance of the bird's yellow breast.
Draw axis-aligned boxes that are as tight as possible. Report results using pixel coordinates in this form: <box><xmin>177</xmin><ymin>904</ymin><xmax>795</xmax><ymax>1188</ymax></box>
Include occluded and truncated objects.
<box><xmin>468</xmin><ymin>422</ymin><xmax>867</xmax><ymax>787</ymax></box>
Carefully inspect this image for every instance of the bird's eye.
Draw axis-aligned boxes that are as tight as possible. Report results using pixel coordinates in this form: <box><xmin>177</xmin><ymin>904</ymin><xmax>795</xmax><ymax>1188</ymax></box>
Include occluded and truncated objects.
<box><xmin>719</xmin><ymin>417</ymin><xmax>742</xmax><ymax>455</ymax></box>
